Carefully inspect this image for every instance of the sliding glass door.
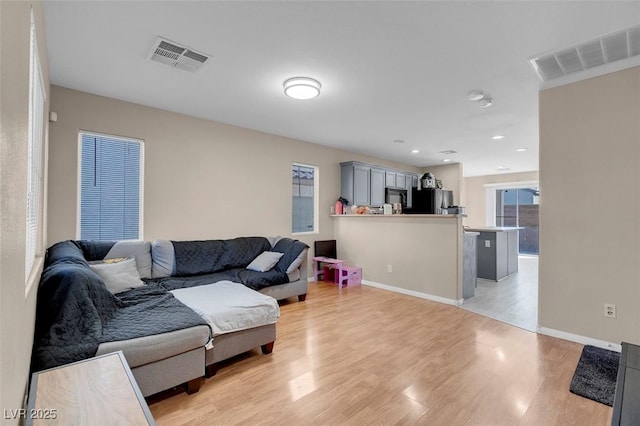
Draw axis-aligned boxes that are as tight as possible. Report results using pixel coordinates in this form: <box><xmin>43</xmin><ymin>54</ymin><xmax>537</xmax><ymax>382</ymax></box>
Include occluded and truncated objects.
<box><xmin>495</xmin><ymin>188</ymin><xmax>539</xmax><ymax>254</ymax></box>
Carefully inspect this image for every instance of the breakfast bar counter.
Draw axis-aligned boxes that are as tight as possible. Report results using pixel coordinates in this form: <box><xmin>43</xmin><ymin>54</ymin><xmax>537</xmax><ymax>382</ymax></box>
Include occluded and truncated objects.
<box><xmin>330</xmin><ymin>214</ymin><xmax>463</xmax><ymax>219</ymax></box>
<box><xmin>332</xmin><ymin>214</ymin><xmax>466</xmax><ymax>304</ymax></box>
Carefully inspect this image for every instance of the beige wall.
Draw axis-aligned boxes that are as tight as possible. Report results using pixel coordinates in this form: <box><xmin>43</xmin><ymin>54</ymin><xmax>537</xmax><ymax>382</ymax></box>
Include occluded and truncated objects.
<box><xmin>334</xmin><ymin>216</ymin><xmax>463</xmax><ymax>302</ymax></box>
<box><xmin>421</xmin><ymin>163</ymin><xmax>464</xmax><ymax>206</ymax></box>
<box><xmin>539</xmin><ymin>67</ymin><xmax>640</xmax><ymax>345</ymax></box>
<box><xmin>47</xmin><ymin>86</ymin><xmax>419</xmax><ymax>264</ymax></box>
<box><xmin>463</xmin><ymin>171</ymin><xmax>539</xmax><ymax>227</ymax></box>
<box><xmin>0</xmin><ymin>1</ymin><xmax>50</xmax><ymax>420</ymax></box>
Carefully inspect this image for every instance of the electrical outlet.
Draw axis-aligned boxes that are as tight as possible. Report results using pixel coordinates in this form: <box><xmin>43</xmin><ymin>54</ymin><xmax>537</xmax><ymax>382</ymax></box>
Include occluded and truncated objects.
<box><xmin>604</xmin><ymin>303</ymin><xmax>616</xmax><ymax>318</ymax></box>
<box><xmin>485</xmin><ymin>240</ymin><xmax>491</xmax><ymax>248</ymax></box>
<box><xmin>387</xmin><ymin>264</ymin><xmax>393</xmax><ymax>273</ymax></box>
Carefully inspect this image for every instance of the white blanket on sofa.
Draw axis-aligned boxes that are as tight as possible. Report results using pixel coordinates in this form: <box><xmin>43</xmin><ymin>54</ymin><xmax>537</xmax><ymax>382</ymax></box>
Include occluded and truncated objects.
<box><xmin>170</xmin><ymin>281</ymin><xmax>280</xmax><ymax>337</ymax></box>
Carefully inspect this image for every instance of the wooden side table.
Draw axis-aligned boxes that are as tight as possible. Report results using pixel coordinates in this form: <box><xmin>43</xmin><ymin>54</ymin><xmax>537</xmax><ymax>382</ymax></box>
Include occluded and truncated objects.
<box><xmin>312</xmin><ymin>256</ymin><xmax>344</xmax><ymax>284</ymax></box>
<box><xmin>27</xmin><ymin>351</ymin><xmax>155</xmax><ymax>426</ymax></box>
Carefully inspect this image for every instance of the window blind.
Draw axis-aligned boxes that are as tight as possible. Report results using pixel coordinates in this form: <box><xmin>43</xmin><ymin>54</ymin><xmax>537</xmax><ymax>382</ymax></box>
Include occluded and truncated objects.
<box><xmin>80</xmin><ymin>133</ymin><xmax>142</xmax><ymax>240</ymax></box>
<box><xmin>292</xmin><ymin>164</ymin><xmax>316</xmax><ymax>233</ymax></box>
<box><xmin>25</xmin><ymin>9</ymin><xmax>45</xmax><ymax>280</ymax></box>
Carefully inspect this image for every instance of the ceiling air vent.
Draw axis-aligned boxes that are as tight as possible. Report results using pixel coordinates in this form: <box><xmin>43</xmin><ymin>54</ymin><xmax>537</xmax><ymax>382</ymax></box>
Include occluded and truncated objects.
<box><xmin>147</xmin><ymin>36</ymin><xmax>210</xmax><ymax>73</ymax></box>
<box><xmin>530</xmin><ymin>24</ymin><xmax>640</xmax><ymax>84</ymax></box>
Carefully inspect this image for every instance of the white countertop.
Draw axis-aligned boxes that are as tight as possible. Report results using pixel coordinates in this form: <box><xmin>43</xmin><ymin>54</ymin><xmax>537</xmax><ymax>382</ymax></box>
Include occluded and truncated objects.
<box><xmin>464</xmin><ymin>226</ymin><xmax>524</xmax><ymax>232</ymax></box>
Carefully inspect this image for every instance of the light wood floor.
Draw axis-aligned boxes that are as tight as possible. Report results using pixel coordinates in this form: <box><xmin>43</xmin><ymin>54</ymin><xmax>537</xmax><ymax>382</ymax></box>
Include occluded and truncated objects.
<box><xmin>149</xmin><ymin>281</ymin><xmax>612</xmax><ymax>425</ymax></box>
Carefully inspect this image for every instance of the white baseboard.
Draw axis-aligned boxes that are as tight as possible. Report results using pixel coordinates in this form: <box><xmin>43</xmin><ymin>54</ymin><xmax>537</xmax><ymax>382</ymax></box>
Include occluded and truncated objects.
<box><xmin>537</xmin><ymin>326</ymin><xmax>621</xmax><ymax>352</ymax></box>
<box><xmin>361</xmin><ymin>280</ymin><xmax>461</xmax><ymax>306</ymax></box>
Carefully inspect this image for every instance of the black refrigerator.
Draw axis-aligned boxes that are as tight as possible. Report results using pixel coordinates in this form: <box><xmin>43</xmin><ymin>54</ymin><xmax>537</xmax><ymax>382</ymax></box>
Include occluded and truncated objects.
<box><xmin>408</xmin><ymin>188</ymin><xmax>453</xmax><ymax>214</ymax></box>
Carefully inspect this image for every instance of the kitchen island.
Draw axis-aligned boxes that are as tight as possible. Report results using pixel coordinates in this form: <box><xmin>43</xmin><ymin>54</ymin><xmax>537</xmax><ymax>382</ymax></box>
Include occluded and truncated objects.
<box><xmin>332</xmin><ymin>214</ymin><xmax>466</xmax><ymax>304</ymax></box>
<box><xmin>464</xmin><ymin>227</ymin><xmax>522</xmax><ymax>281</ymax></box>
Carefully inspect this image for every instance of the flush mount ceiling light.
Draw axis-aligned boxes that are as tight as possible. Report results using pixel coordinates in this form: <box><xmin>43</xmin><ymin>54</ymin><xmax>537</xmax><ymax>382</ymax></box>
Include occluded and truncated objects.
<box><xmin>442</xmin><ymin>159</ymin><xmax>452</xmax><ymax>163</ymax></box>
<box><xmin>467</xmin><ymin>90</ymin><xmax>485</xmax><ymax>101</ymax></box>
<box><xmin>283</xmin><ymin>77</ymin><xmax>321</xmax><ymax>100</ymax></box>
<box><xmin>411</xmin><ymin>149</ymin><xmax>420</xmax><ymax>154</ymax></box>
<box><xmin>516</xmin><ymin>148</ymin><xmax>528</xmax><ymax>152</ymax></box>
<box><xmin>467</xmin><ymin>89</ymin><xmax>493</xmax><ymax>108</ymax></box>
<box><xmin>478</xmin><ymin>95</ymin><xmax>493</xmax><ymax>108</ymax></box>
<box><xmin>492</xmin><ymin>135</ymin><xmax>505</xmax><ymax>140</ymax></box>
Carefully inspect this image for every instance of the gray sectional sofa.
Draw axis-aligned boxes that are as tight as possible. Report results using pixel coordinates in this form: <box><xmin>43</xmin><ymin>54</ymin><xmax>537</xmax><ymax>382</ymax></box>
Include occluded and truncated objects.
<box><xmin>31</xmin><ymin>236</ymin><xmax>308</xmax><ymax>396</ymax></box>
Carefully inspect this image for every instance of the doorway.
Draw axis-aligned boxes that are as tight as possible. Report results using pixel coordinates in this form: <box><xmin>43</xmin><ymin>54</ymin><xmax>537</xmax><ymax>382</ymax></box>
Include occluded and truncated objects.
<box><xmin>462</xmin><ymin>181</ymin><xmax>539</xmax><ymax>332</ymax></box>
<box><xmin>495</xmin><ymin>187</ymin><xmax>539</xmax><ymax>254</ymax></box>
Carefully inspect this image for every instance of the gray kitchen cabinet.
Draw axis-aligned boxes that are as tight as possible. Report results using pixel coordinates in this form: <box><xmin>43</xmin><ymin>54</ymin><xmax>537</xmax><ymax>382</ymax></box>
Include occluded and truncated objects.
<box><xmin>341</xmin><ymin>161</ymin><xmax>422</xmax><ymax>207</ymax></box>
<box><xmin>507</xmin><ymin>230</ymin><xmax>518</xmax><ymax>275</ymax></box>
<box><xmin>341</xmin><ymin>162</ymin><xmax>371</xmax><ymax>206</ymax></box>
<box><xmin>385</xmin><ymin>171</ymin><xmax>407</xmax><ymax>189</ymax></box>
<box><xmin>370</xmin><ymin>167</ymin><xmax>386</xmax><ymax>206</ymax></box>
<box><xmin>467</xmin><ymin>227</ymin><xmax>521</xmax><ymax>281</ymax></box>
<box><xmin>385</xmin><ymin>171</ymin><xmax>396</xmax><ymax>188</ymax></box>
<box><xmin>463</xmin><ymin>232</ymin><xmax>479</xmax><ymax>299</ymax></box>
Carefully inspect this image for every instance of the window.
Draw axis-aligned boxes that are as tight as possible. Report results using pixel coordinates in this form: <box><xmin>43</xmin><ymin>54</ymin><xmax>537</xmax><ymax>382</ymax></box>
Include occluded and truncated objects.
<box><xmin>495</xmin><ymin>187</ymin><xmax>540</xmax><ymax>255</ymax></box>
<box><xmin>79</xmin><ymin>132</ymin><xmax>143</xmax><ymax>240</ymax></box>
<box><xmin>486</xmin><ymin>181</ymin><xmax>540</xmax><ymax>255</ymax></box>
<box><xmin>26</xmin><ymin>9</ymin><xmax>46</xmax><ymax>281</ymax></box>
<box><xmin>292</xmin><ymin>163</ymin><xmax>318</xmax><ymax>234</ymax></box>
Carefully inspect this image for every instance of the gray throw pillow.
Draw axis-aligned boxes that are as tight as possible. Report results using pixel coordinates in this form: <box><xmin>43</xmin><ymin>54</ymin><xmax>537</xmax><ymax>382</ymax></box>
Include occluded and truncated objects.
<box><xmin>151</xmin><ymin>240</ymin><xmax>175</xmax><ymax>278</ymax></box>
<box><xmin>89</xmin><ymin>258</ymin><xmax>145</xmax><ymax>294</ymax></box>
<box><xmin>104</xmin><ymin>240</ymin><xmax>153</xmax><ymax>278</ymax></box>
<box><xmin>246</xmin><ymin>251</ymin><xmax>284</xmax><ymax>272</ymax></box>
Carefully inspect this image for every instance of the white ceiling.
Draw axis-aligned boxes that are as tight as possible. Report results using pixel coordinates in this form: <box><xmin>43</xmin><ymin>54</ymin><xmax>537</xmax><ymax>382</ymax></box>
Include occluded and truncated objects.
<box><xmin>42</xmin><ymin>1</ymin><xmax>640</xmax><ymax>176</ymax></box>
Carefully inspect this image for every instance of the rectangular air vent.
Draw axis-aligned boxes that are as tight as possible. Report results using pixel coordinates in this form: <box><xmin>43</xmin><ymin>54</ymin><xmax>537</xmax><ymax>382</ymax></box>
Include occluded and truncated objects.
<box><xmin>530</xmin><ymin>24</ymin><xmax>640</xmax><ymax>83</ymax></box>
<box><xmin>147</xmin><ymin>36</ymin><xmax>210</xmax><ymax>73</ymax></box>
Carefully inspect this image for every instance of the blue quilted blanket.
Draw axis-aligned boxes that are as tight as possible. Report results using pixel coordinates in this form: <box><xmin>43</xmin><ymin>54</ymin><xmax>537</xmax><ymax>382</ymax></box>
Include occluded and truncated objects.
<box><xmin>31</xmin><ymin>241</ymin><xmax>208</xmax><ymax>372</ymax></box>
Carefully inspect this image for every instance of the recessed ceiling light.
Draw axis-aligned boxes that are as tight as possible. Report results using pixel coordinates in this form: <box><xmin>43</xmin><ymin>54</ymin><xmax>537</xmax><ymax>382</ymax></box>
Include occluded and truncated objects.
<box><xmin>492</xmin><ymin>135</ymin><xmax>505</xmax><ymax>140</ymax></box>
<box><xmin>283</xmin><ymin>77</ymin><xmax>321</xmax><ymax>100</ymax></box>
<box><xmin>439</xmin><ymin>149</ymin><xmax>457</xmax><ymax>155</ymax></box>
<box><xmin>442</xmin><ymin>159</ymin><xmax>452</xmax><ymax>163</ymax></box>
<box><xmin>411</xmin><ymin>149</ymin><xmax>419</xmax><ymax>154</ymax></box>
<box><xmin>516</xmin><ymin>148</ymin><xmax>528</xmax><ymax>152</ymax></box>
<box><xmin>393</xmin><ymin>139</ymin><xmax>405</xmax><ymax>144</ymax></box>
<box><xmin>497</xmin><ymin>166</ymin><xmax>511</xmax><ymax>171</ymax></box>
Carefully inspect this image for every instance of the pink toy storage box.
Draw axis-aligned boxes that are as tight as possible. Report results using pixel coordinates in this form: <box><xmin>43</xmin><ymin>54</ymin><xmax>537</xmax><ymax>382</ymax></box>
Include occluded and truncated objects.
<box><xmin>335</xmin><ymin>265</ymin><xmax>362</xmax><ymax>287</ymax></box>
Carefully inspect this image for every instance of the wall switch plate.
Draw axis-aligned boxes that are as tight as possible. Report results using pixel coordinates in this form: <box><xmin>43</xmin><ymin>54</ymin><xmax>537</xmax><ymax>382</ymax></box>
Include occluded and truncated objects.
<box><xmin>387</xmin><ymin>264</ymin><xmax>393</xmax><ymax>273</ymax></box>
<box><xmin>485</xmin><ymin>240</ymin><xmax>491</xmax><ymax>248</ymax></box>
<box><xmin>604</xmin><ymin>303</ymin><xmax>616</xmax><ymax>318</ymax></box>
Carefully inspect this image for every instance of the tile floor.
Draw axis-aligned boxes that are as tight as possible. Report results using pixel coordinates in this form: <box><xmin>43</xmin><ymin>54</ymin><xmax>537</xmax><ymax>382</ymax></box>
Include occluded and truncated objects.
<box><xmin>460</xmin><ymin>255</ymin><xmax>538</xmax><ymax>332</ymax></box>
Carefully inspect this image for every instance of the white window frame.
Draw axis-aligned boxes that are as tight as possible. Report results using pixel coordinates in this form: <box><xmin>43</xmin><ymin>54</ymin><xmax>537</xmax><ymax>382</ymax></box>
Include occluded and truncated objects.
<box><xmin>292</xmin><ymin>162</ymin><xmax>319</xmax><ymax>235</ymax></box>
<box><xmin>26</xmin><ymin>8</ymin><xmax>46</xmax><ymax>284</ymax></box>
<box><xmin>76</xmin><ymin>131</ymin><xmax>145</xmax><ymax>240</ymax></box>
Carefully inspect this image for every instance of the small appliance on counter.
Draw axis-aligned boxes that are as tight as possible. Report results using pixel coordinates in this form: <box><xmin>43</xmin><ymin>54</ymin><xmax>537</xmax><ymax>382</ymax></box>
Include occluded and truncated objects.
<box><xmin>385</xmin><ymin>188</ymin><xmax>407</xmax><ymax>210</ymax></box>
<box><xmin>383</xmin><ymin>204</ymin><xmax>393</xmax><ymax>215</ymax></box>
<box><xmin>392</xmin><ymin>203</ymin><xmax>403</xmax><ymax>214</ymax></box>
<box><xmin>420</xmin><ymin>173</ymin><xmax>436</xmax><ymax>189</ymax></box>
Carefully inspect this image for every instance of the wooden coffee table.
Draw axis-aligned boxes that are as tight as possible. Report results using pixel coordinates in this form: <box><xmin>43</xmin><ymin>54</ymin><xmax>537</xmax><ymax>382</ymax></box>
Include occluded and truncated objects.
<box><xmin>27</xmin><ymin>351</ymin><xmax>155</xmax><ymax>425</ymax></box>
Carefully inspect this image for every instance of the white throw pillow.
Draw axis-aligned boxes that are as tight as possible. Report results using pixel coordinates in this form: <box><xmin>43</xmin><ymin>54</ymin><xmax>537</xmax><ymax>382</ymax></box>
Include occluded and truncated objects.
<box><xmin>246</xmin><ymin>251</ymin><xmax>284</xmax><ymax>272</ymax></box>
<box><xmin>89</xmin><ymin>257</ymin><xmax>145</xmax><ymax>294</ymax></box>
